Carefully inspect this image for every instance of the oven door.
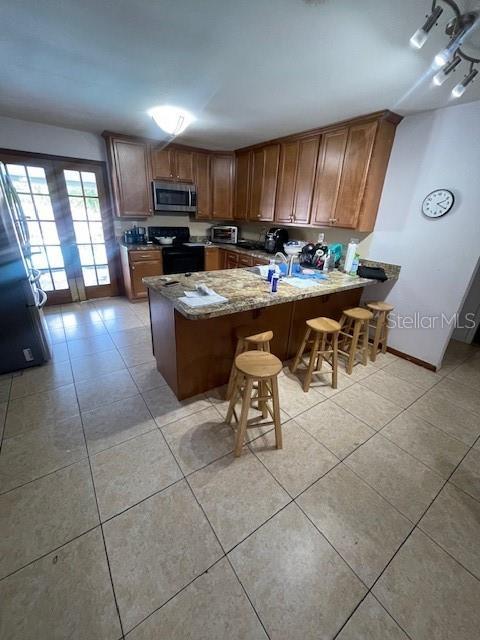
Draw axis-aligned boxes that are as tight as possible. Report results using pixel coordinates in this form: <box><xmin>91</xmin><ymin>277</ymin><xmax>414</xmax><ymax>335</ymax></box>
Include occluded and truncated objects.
<box><xmin>153</xmin><ymin>181</ymin><xmax>196</xmax><ymax>213</ymax></box>
<box><xmin>162</xmin><ymin>247</ymin><xmax>205</xmax><ymax>275</ymax></box>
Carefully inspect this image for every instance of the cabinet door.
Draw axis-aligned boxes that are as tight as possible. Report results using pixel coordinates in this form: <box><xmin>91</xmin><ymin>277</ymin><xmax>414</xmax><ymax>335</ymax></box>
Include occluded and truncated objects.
<box><xmin>204</xmin><ymin>247</ymin><xmax>221</xmax><ymax>271</ymax></box>
<box><xmin>151</xmin><ymin>146</ymin><xmax>174</xmax><ymax>180</ymax></box>
<box><xmin>292</xmin><ymin>136</ymin><xmax>319</xmax><ymax>225</ymax></box>
<box><xmin>249</xmin><ymin>148</ymin><xmax>264</xmax><ymax>221</ymax></box>
<box><xmin>194</xmin><ymin>152</ymin><xmax>211</xmax><ymax>219</ymax></box>
<box><xmin>112</xmin><ymin>139</ymin><xmax>152</xmax><ymax>217</ymax></box>
<box><xmin>130</xmin><ymin>259</ymin><xmax>163</xmax><ymax>298</ymax></box>
<box><xmin>175</xmin><ymin>149</ymin><xmax>194</xmax><ymax>182</ymax></box>
<box><xmin>311</xmin><ymin>128</ymin><xmax>348</xmax><ymax>227</ymax></box>
<box><xmin>211</xmin><ymin>155</ymin><xmax>234</xmax><ymax>219</ymax></box>
<box><xmin>275</xmin><ymin>141</ymin><xmax>299</xmax><ymax>223</ymax></box>
<box><xmin>238</xmin><ymin>253</ymin><xmax>253</xmax><ymax>267</ymax></box>
<box><xmin>260</xmin><ymin>144</ymin><xmax>280</xmax><ymax>222</ymax></box>
<box><xmin>334</xmin><ymin>122</ymin><xmax>377</xmax><ymax>228</ymax></box>
<box><xmin>234</xmin><ymin>150</ymin><xmax>251</xmax><ymax>220</ymax></box>
<box><xmin>224</xmin><ymin>251</ymin><xmax>239</xmax><ymax>269</ymax></box>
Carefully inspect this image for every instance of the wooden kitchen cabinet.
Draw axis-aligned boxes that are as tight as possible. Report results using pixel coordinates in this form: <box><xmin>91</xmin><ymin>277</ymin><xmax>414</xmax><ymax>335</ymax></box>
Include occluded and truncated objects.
<box><xmin>211</xmin><ymin>154</ymin><xmax>234</xmax><ymax>219</ymax></box>
<box><xmin>193</xmin><ymin>152</ymin><xmax>211</xmax><ymax>219</ymax></box>
<box><xmin>292</xmin><ymin>136</ymin><xmax>319</xmax><ymax>225</ymax></box>
<box><xmin>233</xmin><ymin>150</ymin><xmax>251</xmax><ymax>220</ymax></box>
<box><xmin>237</xmin><ymin>253</ymin><xmax>254</xmax><ymax>267</ymax></box>
<box><xmin>204</xmin><ymin>246</ymin><xmax>221</xmax><ymax>271</ymax></box>
<box><xmin>151</xmin><ymin>146</ymin><xmax>194</xmax><ymax>182</ymax></box>
<box><xmin>104</xmin><ymin>135</ymin><xmax>153</xmax><ymax>217</ymax></box>
<box><xmin>311</xmin><ymin>128</ymin><xmax>348</xmax><ymax>227</ymax></box>
<box><xmin>275</xmin><ymin>141</ymin><xmax>299</xmax><ymax>223</ymax></box>
<box><xmin>120</xmin><ymin>247</ymin><xmax>163</xmax><ymax>300</ymax></box>
<box><xmin>222</xmin><ymin>250</ymin><xmax>239</xmax><ymax>269</ymax></box>
<box><xmin>249</xmin><ymin>144</ymin><xmax>280</xmax><ymax>222</ymax></box>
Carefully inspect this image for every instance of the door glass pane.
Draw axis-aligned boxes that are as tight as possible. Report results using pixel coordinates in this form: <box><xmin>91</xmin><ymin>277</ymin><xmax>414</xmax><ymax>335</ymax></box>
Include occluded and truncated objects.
<box><xmin>5</xmin><ymin>163</ymin><xmax>68</xmax><ymax>292</ymax></box>
<box><xmin>65</xmin><ymin>169</ymin><xmax>110</xmax><ymax>287</ymax></box>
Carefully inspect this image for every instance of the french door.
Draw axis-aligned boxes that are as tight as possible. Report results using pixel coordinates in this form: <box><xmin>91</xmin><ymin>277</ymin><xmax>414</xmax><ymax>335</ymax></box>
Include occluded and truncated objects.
<box><xmin>1</xmin><ymin>152</ymin><xmax>119</xmax><ymax>305</ymax></box>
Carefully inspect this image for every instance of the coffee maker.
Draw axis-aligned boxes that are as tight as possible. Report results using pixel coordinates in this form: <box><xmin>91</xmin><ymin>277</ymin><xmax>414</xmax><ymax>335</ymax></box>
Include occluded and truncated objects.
<box><xmin>264</xmin><ymin>227</ymin><xmax>289</xmax><ymax>254</ymax></box>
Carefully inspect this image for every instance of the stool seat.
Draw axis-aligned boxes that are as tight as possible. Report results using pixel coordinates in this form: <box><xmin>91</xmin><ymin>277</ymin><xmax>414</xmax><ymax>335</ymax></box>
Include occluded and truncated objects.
<box><xmin>367</xmin><ymin>301</ymin><xmax>394</xmax><ymax>313</ymax></box>
<box><xmin>343</xmin><ymin>307</ymin><xmax>373</xmax><ymax>321</ymax></box>
<box><xmin>243</xmin><ymin>330</ymin><xmax>274</xmax><ymax>345</ymax></box>
<box><xmin>235</xmin><ymin>351</ymin><xmax>282</xmax><ymax>379</ymax></box>
<box><xmin>306</xmin><ymin>317</ymin><xmax>342</xmax><ymax>333</ymax></box>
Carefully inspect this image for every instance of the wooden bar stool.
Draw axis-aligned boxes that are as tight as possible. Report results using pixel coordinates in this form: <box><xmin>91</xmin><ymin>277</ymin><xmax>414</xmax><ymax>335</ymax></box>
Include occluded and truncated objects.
<box><xmin>338</xmin><ymin>307</ymin><xmax>373</xmax><ymax>374</ymax></box>
<box><xmin>367</xmin><ymin>301</ymin><xmax>394</xmax><ymax>361</ymax></box>
<box><xmin>290</xmin><ymin>317</ymin><xmax>341</xmax><ymax>392</ymax></box>
<box><xmin>226</xmin><ymin>329</ymin><xmax>273</xmax><ymax>400</ymax></box>
<box><xmin>226</xmin><ymin>351</ymin><xmax>283</xmax><ymax>457</ymax></box>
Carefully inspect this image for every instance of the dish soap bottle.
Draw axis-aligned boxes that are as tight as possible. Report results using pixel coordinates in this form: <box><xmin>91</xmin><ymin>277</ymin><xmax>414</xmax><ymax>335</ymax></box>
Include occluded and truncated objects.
<box><xmin>267</xmin><ymin>259</ymin><xmax>276</xmax><ymax>282</ymax></box>
<box><xmin>349</xmin><ymin>253</ymin><xmax>360</xmax><ymax>276</ymax></box>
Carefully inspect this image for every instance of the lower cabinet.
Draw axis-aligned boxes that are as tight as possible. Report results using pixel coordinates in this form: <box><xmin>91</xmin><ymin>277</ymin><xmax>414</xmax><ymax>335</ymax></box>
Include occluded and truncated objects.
<box><xmin>204</xmin><ymin>247</ymin><xmax>221</xmax><ymax>271</ymax></box>
<box><xmin>120</xmin><ymin>247</ymin><xmax>163</xmax><ymax>300</ymax></box>
<box><xmin>219</xmin><ymin>249</ymin><xmax>269</xmax><ymax>269</ymax></box>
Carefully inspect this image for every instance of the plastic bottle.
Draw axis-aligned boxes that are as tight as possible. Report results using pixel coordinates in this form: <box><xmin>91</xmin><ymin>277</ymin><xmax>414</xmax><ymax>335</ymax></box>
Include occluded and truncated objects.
<box><xmin>349</xmin><ymin>253</ymin><xmax>360</xmax><ymax>276</ymax></box>
<box><xmin>267</xmin><ymin>259</ymin><xmax>276</xmax><ymax>282</ymax></box>
<box><xmin>270</xmin><ymin>273</ymin><xmax>279</xmax><ymax>293</ymax></box>
<box><xmin>343</xmin><ymin>238</ymin><xmax>358</xmax><ymax>273</ymax></box>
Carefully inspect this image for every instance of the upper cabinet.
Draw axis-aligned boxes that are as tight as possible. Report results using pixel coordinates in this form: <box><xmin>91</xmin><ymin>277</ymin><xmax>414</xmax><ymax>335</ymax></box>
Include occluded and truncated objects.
<box><xmin>104</xmin><ymin>134</ymin><xmax>153</xmax><ymax>218</ymax></box>
<box><xmin>275</xmin><ymin>140</ymin><xmax>299</xmax><ymax>223</ymax></box>
<box><xmin>193</xmin><ymin>151</ymin><xmax>211</xmax><ymax>219</ymax></box>
<box><xmin>311</xmin><ymin>128</ymin><xmax>348</xmax><ymax>227</ymax></box>
<box><xmin>211</xmin><ymin>154</ymin><xmax>234</xmax><ymax>219</ymax></box>
<box><xmin>233</xmin><ymin>150</ymin><xmax>251</xmax><ymax>220</ymax></box>
<box><xmin>249</xmin><ymin>144</ymin><xmax>280</xmax><ymax>222</ymax></box>
<box><xmin>151</xmin><ymin>146</ymin><xmax>194</xmax><ymax>182</ymax></box>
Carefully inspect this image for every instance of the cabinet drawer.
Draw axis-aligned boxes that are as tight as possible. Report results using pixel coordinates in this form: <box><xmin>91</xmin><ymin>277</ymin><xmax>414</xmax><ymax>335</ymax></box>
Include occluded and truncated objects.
<box><xmin>129</xmin><ymin>250</ymin><xmax>162</xmax><ymax>261</ymax></box>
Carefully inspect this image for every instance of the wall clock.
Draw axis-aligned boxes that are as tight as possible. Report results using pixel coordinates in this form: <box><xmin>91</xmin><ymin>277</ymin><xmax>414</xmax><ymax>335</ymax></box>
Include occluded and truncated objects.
<box><xmin>422</xmin><ymin>189</ymin><xmax>454</xmax><ymax>218</ymax></box>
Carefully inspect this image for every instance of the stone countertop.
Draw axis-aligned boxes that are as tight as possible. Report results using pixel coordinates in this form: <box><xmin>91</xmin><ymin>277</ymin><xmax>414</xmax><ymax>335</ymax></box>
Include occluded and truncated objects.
<box><xmin>143</xmin><ymin>268</ymin><xmax>382</xmax><ymax>320</ymax></box>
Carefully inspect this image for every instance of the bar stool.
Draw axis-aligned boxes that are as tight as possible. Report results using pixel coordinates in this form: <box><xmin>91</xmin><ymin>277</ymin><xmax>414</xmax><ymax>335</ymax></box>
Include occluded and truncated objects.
<box><xmin>366</xmin><ymin>301</ymin><xmax>394</xmax><ymax>361</ymax></box>
<box><xmin>290</xmin><ymin>317</ymin><xmax>341</xmax><ymax>392</ymax></box>
<box><xmin>338</xmin><ymin>307</ymin><xmax>373</xmax><ymax>374</ymax></box>
<box><xmin>226</xmin><ymin>351</ymin><xmax>283</xmax><ymax>457</ymax></box>
<box><xmin>226</xmin><ymin>329</ymin><xmax>273</xmax><ymax>400</ymax></box>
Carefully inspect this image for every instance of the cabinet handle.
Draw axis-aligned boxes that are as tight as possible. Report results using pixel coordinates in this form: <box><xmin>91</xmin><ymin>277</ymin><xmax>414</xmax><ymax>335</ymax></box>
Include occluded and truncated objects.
<box><xmin>131</xmin><ymin>265</ymin><xmax>135</xmax><ymax>270</ymax></box>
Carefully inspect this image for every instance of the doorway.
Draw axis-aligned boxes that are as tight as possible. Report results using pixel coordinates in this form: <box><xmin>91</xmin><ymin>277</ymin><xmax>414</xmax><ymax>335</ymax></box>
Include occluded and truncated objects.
<box><xmin>1</xmin><ymin>151</ymin><xmax>119</xmax><ymax>304</ymax></box>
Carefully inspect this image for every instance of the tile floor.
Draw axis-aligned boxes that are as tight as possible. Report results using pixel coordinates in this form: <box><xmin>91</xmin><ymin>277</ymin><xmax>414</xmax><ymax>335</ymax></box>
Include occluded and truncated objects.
<box><xmin>0</xmin><ymin>297</ymin><xmax>479</xmax><ymax>639</ymax></box>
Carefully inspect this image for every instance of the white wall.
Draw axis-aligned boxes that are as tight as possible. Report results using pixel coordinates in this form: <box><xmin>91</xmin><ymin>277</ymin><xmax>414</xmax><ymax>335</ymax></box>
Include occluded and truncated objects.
<box><xmin>452</xmin><ymin>258</ymin><xmax>480</xmax><ymax>344</ymax></box>
<box><xmin>0</xmin><ymin>115</ymin><xmax>106</xmax><ymax>161</ymax></box>
<box><xmin>360</xmin><ymin>100</ymin><xmax>480</xmax><ymax>368</ymax></box>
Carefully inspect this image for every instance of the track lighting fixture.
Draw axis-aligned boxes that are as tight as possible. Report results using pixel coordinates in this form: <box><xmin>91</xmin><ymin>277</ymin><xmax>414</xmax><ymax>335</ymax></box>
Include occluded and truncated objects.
<box><xmin>433</xmin><ymin>54</ymin><xmax>461</xmax><ymax>84</ymax></box>
<box><xmin>452</xmin><ymin>64</ymin><xmax>478</xmax><ymax>97</ymax></box>
<box><xmin>410</xmin><ymin>1</ymin><xmax>479</xmax><ymax>97</ymax></box>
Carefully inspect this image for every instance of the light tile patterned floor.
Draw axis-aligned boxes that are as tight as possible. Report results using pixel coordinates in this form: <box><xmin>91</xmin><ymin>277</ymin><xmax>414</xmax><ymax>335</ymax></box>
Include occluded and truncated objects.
<box><xmin>1</xmin><ymin>297</ymin><xmax>479</xmax><ymax>639</ymax></box>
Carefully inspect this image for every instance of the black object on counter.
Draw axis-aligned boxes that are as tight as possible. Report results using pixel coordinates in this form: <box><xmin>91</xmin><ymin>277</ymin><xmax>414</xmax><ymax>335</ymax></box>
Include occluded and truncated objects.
<box><xmin>264</xmin><ymin>227</ymin><xmax>289</xmax><ymax>254</ymax></box>
<box><xmin>357</xmin><ymin>265</ymin><xmax>388</xmax><ymax>281</ymax></box>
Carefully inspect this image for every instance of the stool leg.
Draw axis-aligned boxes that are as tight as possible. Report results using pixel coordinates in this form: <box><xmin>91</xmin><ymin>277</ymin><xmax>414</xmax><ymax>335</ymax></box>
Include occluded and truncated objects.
<box><xmin>332</xmin><ymin>332</ymin><xmax>339</xmax><ymax>389</ymax></box>
<box><xmin>270</xmin><ymin>375</ymin><xmax>282</xmax><ymax>449</ymax></box>
<box><xmin>225</xmin><ymin>372</ymin><xmax>241</xmax><ymax>424</ymax></box>
<box><xmin>316</xmin><ymin>333</ymin><xmax>327</xmax><ymax>372</ymax></box>
<box><xmin>235</xmin><ymin>378</ymin><xmax>253</xmax><ymax>457</ymax></box>
<box><xmin>346</xmin><ymin>320</ymin><xmax>361</xmax><ymax>375</ymax></box>
<box><xmin>303</xmin><ymin>332</ymin><xmax>320</xmax><ymax>392</ymax></box>
<box><xmin>381</xmin><ymin>312</ymin><xmax>390</xmax><ymax>354</ymax></box>
<box><xmin>291</xmin><ymin>327</ymin><xmax>311</xmax><ymax>373</ymax></box>
<box><xmin>259</xmin><ymin>380</ymin><xmax>268</xmax><ymax>419</ymax></box>
<box><xmin>226</xmin><ymin>339</ymin><xmax>244</xmax><ymax>399</ymax></box>
<box><xmin>361</xmin><ymin>320</ymin><xmax>369</xmax><ymax>366</ymax></box>
<box><xmin>370</xmin><ymin>311</ymin><xmax>383</xmax><ymax>362</ymax></box>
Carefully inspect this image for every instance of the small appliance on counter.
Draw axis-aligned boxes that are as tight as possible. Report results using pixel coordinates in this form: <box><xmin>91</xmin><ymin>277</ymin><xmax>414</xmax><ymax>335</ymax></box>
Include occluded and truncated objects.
<box><xmin>264</xmin><ymin>227</ymin><xmax>289</xmax><ymax>254</ymax></box>
<box><xmin>123</xmin><ymin>225</ymin><xmax>147</xmax><ymax>244</ymax></box>
<box><xmin>210</xmin><ymin>225</ymin><xmax>238</xmax><ymax>244</ymax></box>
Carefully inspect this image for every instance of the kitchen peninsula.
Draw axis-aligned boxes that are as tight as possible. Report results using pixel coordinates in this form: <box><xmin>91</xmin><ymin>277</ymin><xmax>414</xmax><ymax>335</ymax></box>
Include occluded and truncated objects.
<box><xmin>144</xmin><ymin>264</ymin><xmax>399</xmax><ymax>399</ymax></box>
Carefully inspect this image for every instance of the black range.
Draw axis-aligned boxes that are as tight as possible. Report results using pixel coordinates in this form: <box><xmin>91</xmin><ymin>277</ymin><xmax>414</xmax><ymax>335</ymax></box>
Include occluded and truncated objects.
<box><xmin>148</xmin><ymin>226</ymin><xmax>204</xmax><ymax>275</ymax></box>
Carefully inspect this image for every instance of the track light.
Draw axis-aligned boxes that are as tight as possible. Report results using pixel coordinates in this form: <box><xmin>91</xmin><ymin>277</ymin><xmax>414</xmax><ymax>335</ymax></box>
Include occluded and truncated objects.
<box><xmin>433</xmin><ymin>54</ymin><xmax>461</xmax><ymax>84</ymax></box>
<box><xmin>452</xmin><ymin>66</ymin><xmax>478</xmax><ymax>98</ymax></box>
<box><xmin>410</xmin><ymin>4</ymin><xmax>444</xmax><ymax>49</ymax></box>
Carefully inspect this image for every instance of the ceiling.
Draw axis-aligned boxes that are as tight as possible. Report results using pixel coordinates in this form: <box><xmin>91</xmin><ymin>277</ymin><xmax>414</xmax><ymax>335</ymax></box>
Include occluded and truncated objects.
<box><xmin>1</xmin><ymin>0</ymin><xmax>479</xmax><ymax>150</ymax></box>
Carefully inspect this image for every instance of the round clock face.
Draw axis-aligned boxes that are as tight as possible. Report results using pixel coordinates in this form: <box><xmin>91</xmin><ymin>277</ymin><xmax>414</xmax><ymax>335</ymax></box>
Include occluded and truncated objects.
<box><xmin>422</xmin><ymin>189</ymin><xmax>454</xmax><ymax>218</ymax></box>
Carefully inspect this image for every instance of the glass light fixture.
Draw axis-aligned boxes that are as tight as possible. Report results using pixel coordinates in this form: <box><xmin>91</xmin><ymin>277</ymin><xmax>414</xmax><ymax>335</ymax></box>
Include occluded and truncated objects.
<box><xmin>148</xmin><ymin>106</ymin><xmax>195</xmax><ymax>135</ymax></box>
<box><xmin>451</xmin><ymin>67</ymin><xmax>478</xmax><ymax>98</ymax></box>
<box><xmin>409</xmin><ymin>5</ymin><xmax>444</xmax><ymax>49</ymax></box>
<box><xmin>433</xmin><ymin>54</ymin><xmax>461</xmax><ymax>84</ymax></box>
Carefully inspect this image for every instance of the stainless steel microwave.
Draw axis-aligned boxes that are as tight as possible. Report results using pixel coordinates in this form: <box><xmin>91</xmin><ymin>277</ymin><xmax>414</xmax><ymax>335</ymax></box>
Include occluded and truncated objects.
<box><xmin>152</xmin><ymin>180</ymin><xmax>197</xmax><ymax>213</ymax></box>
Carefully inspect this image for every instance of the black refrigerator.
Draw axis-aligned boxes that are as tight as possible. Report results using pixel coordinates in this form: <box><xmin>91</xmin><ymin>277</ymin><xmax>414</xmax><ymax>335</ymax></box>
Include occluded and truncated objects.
<box><xmin>0</xmin><ymin>162</ymin><xmax>51</xmax><ymax>374</ymax></box>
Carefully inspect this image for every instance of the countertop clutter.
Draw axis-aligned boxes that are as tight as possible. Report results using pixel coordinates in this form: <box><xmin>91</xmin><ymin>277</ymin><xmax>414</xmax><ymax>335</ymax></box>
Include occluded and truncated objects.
<box><xmin>143</xmin><ymin>266</ymin><xmax>394</xmax><ymax>320</ymax></box>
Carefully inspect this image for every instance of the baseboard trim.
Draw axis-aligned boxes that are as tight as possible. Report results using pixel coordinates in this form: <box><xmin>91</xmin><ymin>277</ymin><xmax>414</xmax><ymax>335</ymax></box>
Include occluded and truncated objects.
<box><xmin>386</xmin><ymin>347</ymin><xmax>436</xmax><ymax>372</ymax></box>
